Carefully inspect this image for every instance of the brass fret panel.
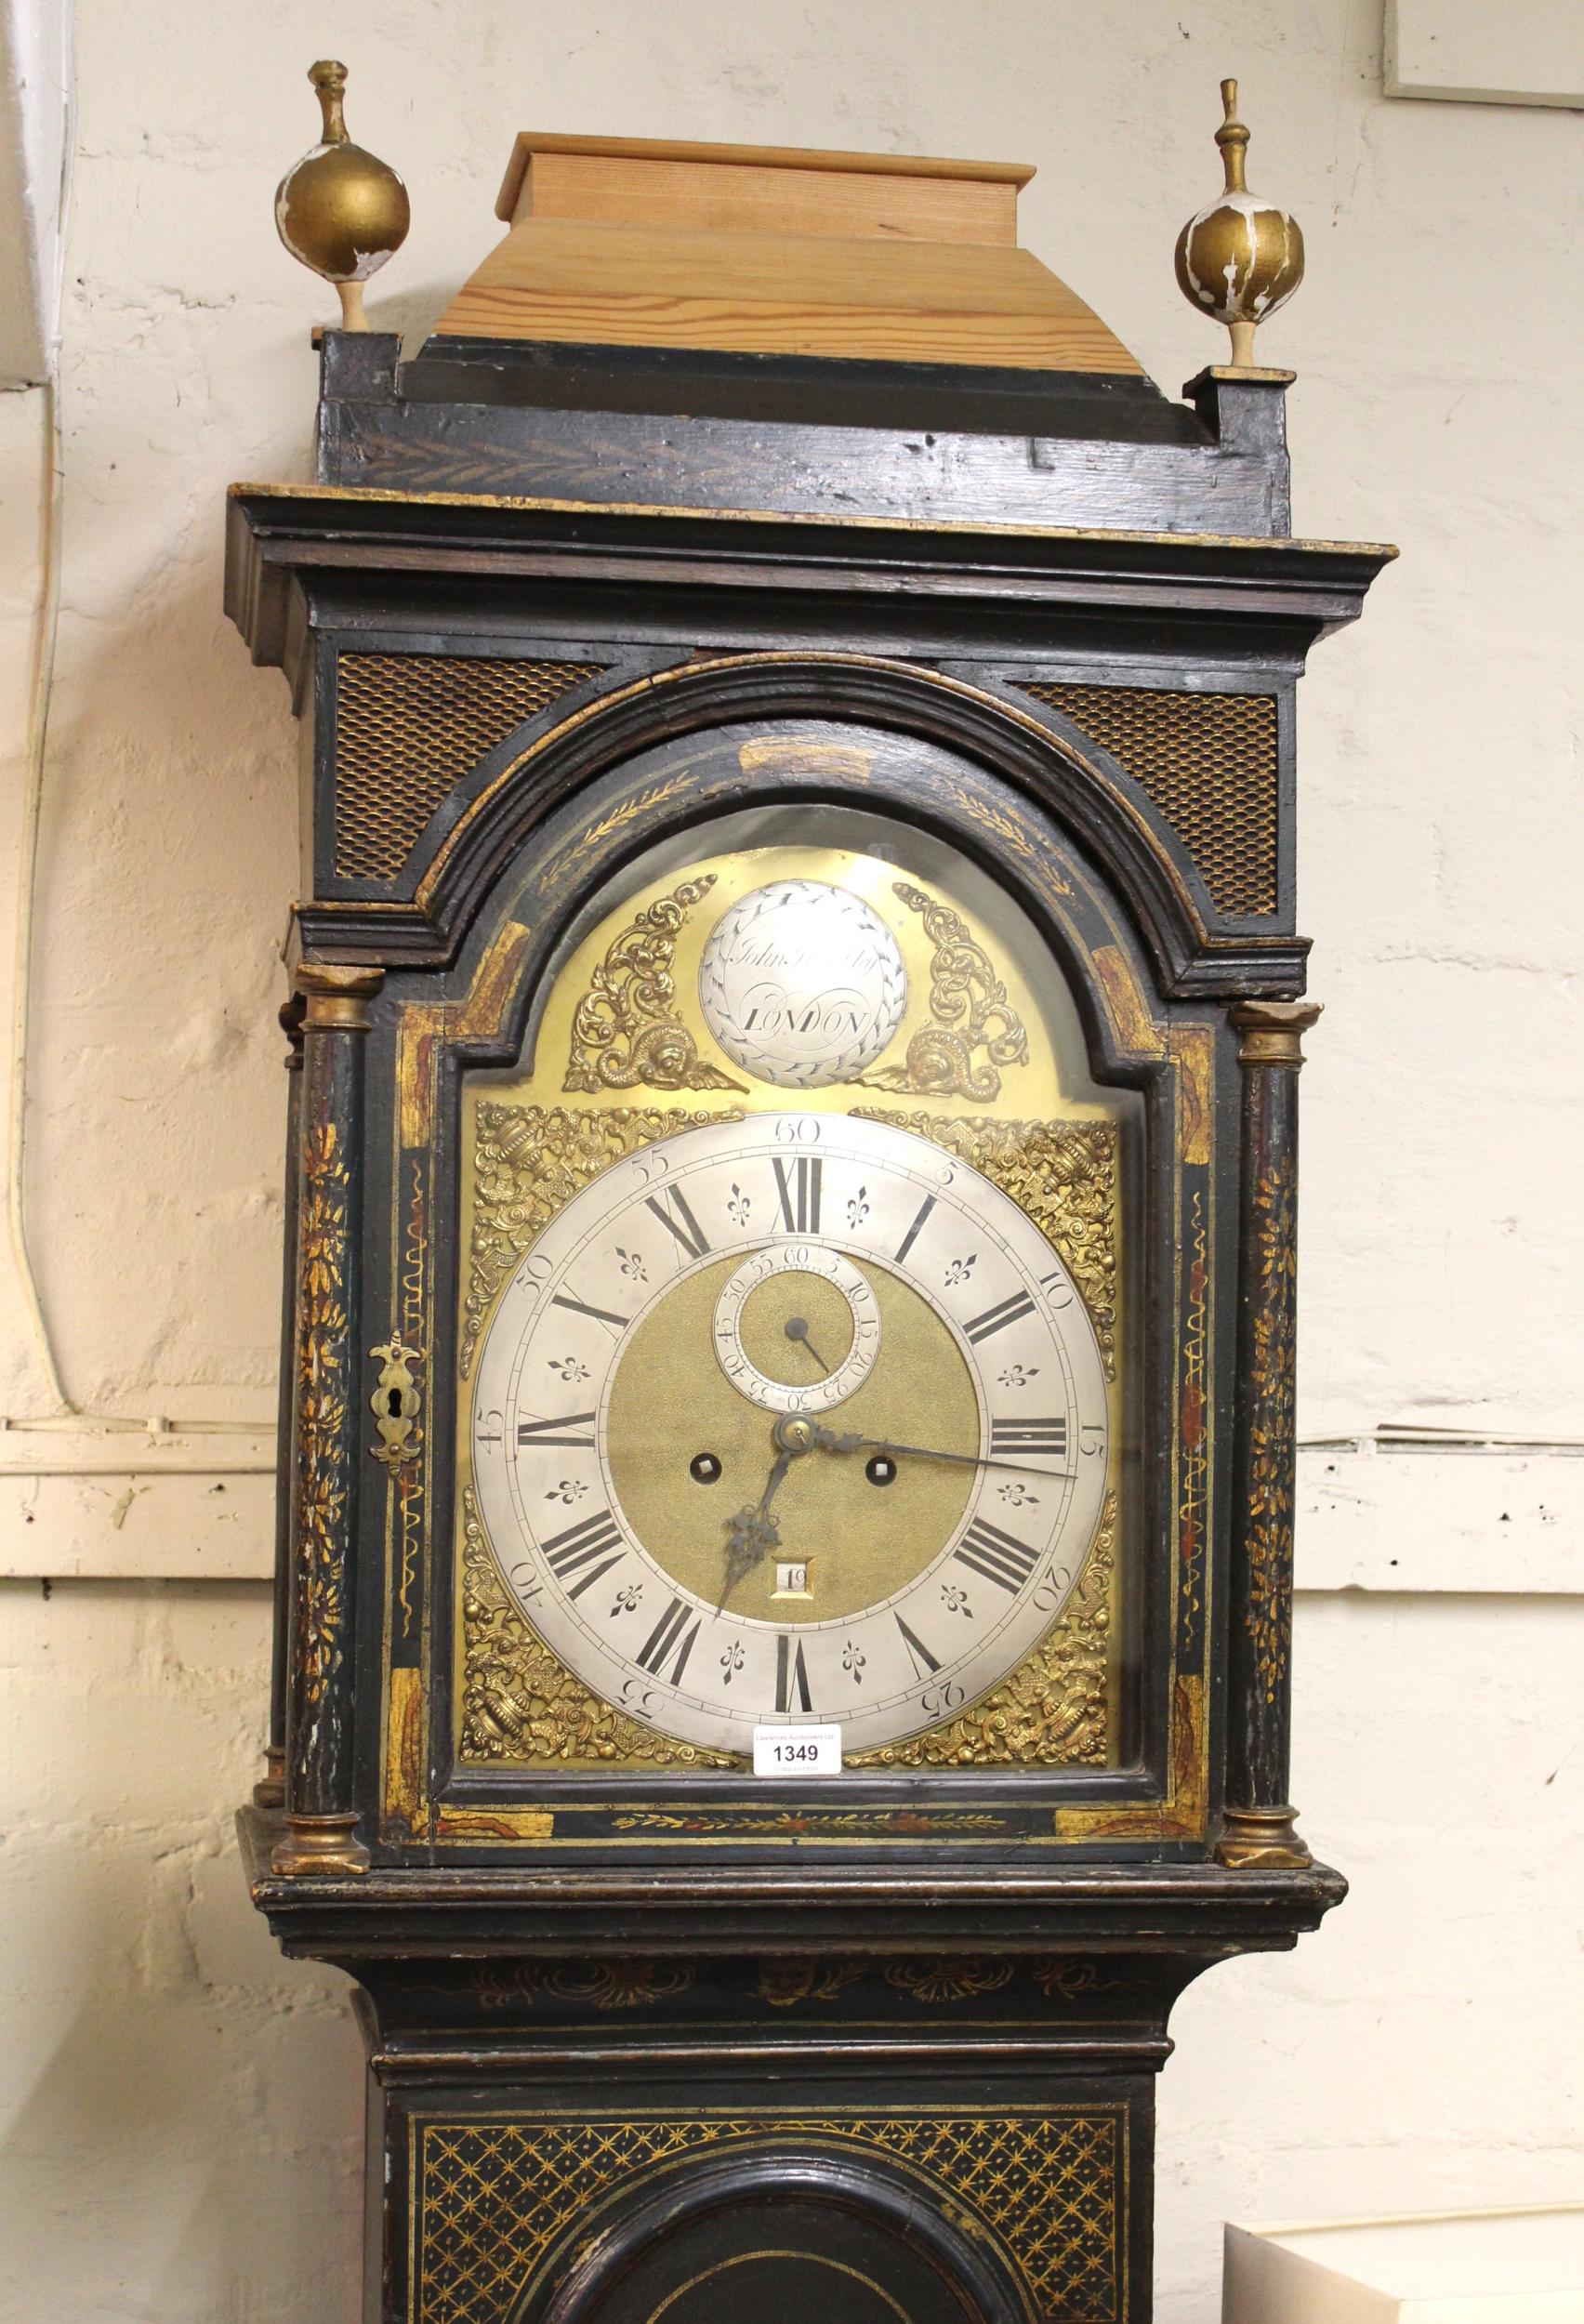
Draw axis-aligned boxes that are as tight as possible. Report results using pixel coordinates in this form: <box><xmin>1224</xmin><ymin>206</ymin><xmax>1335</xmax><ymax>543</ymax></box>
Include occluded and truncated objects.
<box><xmin>334</xmin><ymin>653</ymin><xmax>605</xmax><ymax>879</ymax></box>
<box><xmin>1020</xmin><ymin>680</ymin><xmax>1278</xmax><ymax>917</ymax></box>
<box><xmin>415</xmin><ymin>2108</ymin><xmax>1121</xmax><ymax>2321</ymax></box>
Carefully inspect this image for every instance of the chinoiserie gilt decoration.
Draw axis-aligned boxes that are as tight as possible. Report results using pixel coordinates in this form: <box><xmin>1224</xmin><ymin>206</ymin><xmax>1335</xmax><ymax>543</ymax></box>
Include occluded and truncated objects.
<box><xmin>1175</xmin><ymin>78</ymin><xmax>1304</xmax><ymax>369</ymax></box>
<box><xmin>230</xmin><ymin>111</ymin><xmax>1391</xmax><ymax>2324</ymax></box>
<box><xmin>274</xmin><ymin>59</ymin><xmax>409</xmax><ymax>332</ymax></box>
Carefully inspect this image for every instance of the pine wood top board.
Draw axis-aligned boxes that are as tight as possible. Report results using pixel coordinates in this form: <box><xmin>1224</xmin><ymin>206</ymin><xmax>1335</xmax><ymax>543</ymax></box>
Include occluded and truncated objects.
<box><xmin>495</xmin><ymin>132</ymin><xmax>1035</xmax><ymax>244</ymax></box>
<box><xmin>437</xmin><ymin>217</ymin><xmax>1140</xmax><ymax>375</ymax></box>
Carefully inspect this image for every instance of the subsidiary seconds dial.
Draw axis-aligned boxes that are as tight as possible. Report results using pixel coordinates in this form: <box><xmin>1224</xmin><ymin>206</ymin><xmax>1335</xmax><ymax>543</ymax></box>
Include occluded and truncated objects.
<box><xmin>469</xmin><ymin>1114</ymin><xmax>1110</xmax><ymax>1755</ymax></box>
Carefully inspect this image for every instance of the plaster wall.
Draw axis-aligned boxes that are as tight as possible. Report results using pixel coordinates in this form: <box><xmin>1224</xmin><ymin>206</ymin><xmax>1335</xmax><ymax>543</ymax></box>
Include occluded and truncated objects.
<box><xmin>0</xmin><ymin>4</ymin><xmax>1579</xmax><ymax>2320</ymax></box>
<box><xmin>0</xmin><ymin>0</ymin><xmax>71</xmax><ymax>384</ymax></box>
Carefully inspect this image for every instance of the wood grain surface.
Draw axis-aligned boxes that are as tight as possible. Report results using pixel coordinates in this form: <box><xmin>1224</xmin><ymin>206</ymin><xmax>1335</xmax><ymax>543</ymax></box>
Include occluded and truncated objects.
<box><xmin>511</xmin><ymin>145</ymin><xmax>1022</xmax><ymax>244</ymax></box>
<box><xmin>439</xmin><ymin>216</ymin><xmax>1140</xmax><ymax>370</ymax></box>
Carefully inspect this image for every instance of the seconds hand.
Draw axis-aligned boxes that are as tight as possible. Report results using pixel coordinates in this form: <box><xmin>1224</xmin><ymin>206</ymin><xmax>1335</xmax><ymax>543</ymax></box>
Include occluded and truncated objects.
<box><xmin>784</xmin><ymin>1314</ymin><xmax>833</xmax><ymax>1375</ymax></box>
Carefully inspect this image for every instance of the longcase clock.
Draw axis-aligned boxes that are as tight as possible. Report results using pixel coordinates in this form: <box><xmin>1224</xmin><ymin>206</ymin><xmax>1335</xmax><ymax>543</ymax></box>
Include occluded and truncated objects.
<box><xmin>229</xmin><ymin>127</ymin><xmax>1392</xmax><ymax>2324</ymax></box>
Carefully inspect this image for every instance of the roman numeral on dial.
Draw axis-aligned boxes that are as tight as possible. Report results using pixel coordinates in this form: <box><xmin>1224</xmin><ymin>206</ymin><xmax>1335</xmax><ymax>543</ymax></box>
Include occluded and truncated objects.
<box><xmin>988</xmin><ymin>1418</ymin><xmax>1068</xmax><ymax>1459</ymax></box>
<box><xmin>775</xmin><ymin>1633</ymin><xmax>812</xmax><ymax>1713</ymax></box>
<box><xmin>644</xmin><ymin>1185</ymin><xmax>711</xmax><ymax>1261</ymax></box>
<box><xmin>963</xmin><ymin>1289</ymin><xmax>1036</xmax><ymax>1343</ymax></box>
<box><xmin>954</xmin><ymin>1517</ymin><xmax>1039</xmax><ymax>1593</ymax></box>
<box><xmin>636</xmin><ymin>1595</ymin><xmax>701</xmax><ymax>1685</ymax></box>
<box><xmin>893</xmin><ymin>1195</ymin><xmax>935</xmax><ymax>1266</ymax></box>
<box><xmin>893</xmin><ymin>1613</ymin><xmax>941</xmax><ymax>1678</ymax></box>
<box><xmin>541</xmin><ymin>1509</ymin><xmax>625</xmax><ymax>1598</ymax></box>
<box><xmin>516</xmin><ymin>1412</ymin><xmax>597</xmax><ymax>1449</ymax></box>
<box><xmin>550</xmin><ymin>1290</ymin><xmax>627</xmax><ymax>1331</ymax></box>
<box><xmin>772</xmin><ymin>1155</ymin><xmax>822</xmax><ymax>1235</ymax></box>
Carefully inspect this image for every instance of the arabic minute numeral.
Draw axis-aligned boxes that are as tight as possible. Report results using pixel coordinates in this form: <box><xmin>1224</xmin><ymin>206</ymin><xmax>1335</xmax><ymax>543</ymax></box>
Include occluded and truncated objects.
<box><xmin>1033</xmin><ymin>1563</ymin><xmax>1075</xmax><ymax>1614</ymax></box>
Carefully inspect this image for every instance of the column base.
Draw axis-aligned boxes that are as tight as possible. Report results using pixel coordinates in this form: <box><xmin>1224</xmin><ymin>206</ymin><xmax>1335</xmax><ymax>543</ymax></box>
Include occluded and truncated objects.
<box><xmin>271</xmin><ymin>1811</ymin><xmax>370</xmax><ymax>1877</ymax></box>
<box><xmin>252</xmin><ymin>1746</ymin><xmax>286</xmax><ymax>1811</ymax></box>
<box><xmin>1215</xmin><ymin>1803</ymin><xmax>1312</xmax><ymax>1870</ymax></box>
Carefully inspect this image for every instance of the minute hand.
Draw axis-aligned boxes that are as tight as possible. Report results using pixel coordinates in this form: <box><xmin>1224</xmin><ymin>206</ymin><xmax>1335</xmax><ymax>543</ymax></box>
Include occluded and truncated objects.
<box><xmin>805</xmin><ymin>1420</ymin><xmax>1071</xmax><ymax>1480</ymax></box>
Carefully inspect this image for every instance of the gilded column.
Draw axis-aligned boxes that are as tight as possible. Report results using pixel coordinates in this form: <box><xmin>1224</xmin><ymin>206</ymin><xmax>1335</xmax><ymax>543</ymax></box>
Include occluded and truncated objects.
<box><xmin>273</xmin><ymin>962</ymin><xmax>384</xmax><ymax>1877</ymax></box>
<box><xmin>254</xmin><ymin>996</ymin><xmax>306</xmax><ymax>1811</ymax></box>
<box><xmin>1218</xmin><ymin>997</ymin><xmax>1321</xmax><ymax>1870</ymax></box>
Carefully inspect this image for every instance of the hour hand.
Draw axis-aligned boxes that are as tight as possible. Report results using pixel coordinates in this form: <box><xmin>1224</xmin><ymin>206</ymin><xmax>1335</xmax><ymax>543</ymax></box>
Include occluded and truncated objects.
<box><xmin>719</xmin><ymin>1446</ymin><xmax>793</xmax><ymax>1604</ymax></box>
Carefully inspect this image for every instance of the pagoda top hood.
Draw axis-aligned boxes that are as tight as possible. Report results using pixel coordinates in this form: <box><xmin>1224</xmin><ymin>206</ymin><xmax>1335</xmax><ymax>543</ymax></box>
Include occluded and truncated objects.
<box><xmin>429</xmin><ymin>132</ymin><xmax>1143</xmax><ymax>377</ymax></box>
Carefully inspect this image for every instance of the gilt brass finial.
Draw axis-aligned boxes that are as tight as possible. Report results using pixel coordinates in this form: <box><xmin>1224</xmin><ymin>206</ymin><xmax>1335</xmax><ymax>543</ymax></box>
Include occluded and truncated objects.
<box><xmin>1214</xmin><ymin>76</ymin><xmax>1250</xmax><ymax>194</ymax></box>
<box><xmin>274</xmin><ymin>59</ymin><xmax>410</xmax><ymax>333</ymax></box>
<box><xmin>1174</xmin><ymin>77</ymin><xmax>1304</xmax><ymax>370</ymax></box>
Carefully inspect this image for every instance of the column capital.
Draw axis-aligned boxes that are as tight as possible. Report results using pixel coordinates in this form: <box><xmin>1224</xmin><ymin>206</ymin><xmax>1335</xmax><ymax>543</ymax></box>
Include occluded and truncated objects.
<box><xmin>279</xmin><ymin>992</ymin><xmax>307</xmax><ymax>1063</ymax></box>
<box><xmin>297</xmin><ymin>961</ymin><xmax>385</xmax><ymax>1032</ymax></box>
<box><xmin>1231</xmin><ymin>997</ymin><xmax>1322</xmax><ymax>1066</ymax></box>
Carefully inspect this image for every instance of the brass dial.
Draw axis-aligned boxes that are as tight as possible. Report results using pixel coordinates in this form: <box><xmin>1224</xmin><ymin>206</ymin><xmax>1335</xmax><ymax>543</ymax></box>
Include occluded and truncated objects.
<box><xmin>608</xmin><ymin>1249</ymin><xmax>974</xmax><ymax>1623</ymax></box>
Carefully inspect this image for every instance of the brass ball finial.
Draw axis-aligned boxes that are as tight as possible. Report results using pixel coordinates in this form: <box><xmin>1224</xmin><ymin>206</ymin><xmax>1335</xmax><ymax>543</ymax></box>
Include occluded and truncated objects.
<box><xmin>274</xmin><ymin>59</ymin><xmax>410</xmax><ymax>332</ymax></box>
<box><xmin>1174</xmin><ymin>78</ymin><xmax>1304</xmax><ymax>370</ymax></box>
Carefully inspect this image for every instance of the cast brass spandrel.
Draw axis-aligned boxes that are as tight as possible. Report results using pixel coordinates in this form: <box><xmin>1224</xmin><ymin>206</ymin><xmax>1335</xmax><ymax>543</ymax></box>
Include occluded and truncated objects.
<box><xmin>563</xmin><ymin>875</ymin><xmax>748</xmax><ymax>1097</ymax></box>
<box><xmin>852</xmin><ymin>1109</ymin><xmax>1118</xmax><ymax>1381</ymax></box>
<box><xmin>849</xmin><ymin>1493</ymin><xmax>1114</xmax><ymax>1770</ymax></box>
<box><xmin>458</xmin><ymin>1486</ymin><xmax>736</xmax><ymax>1769</ymax></box>
<box><xmin>459</xmin><ymin>1102</ymin><xmax>745</xmax><ymax>1382</ymax></box>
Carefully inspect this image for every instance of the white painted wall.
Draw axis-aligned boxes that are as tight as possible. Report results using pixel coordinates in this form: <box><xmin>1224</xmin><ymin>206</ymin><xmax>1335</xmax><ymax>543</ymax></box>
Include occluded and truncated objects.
<box><xmin>0</xmin><ymin>0</ymin><xmax>72</xmax><ymax>386</ymax></box>
<box><xmin>0</xmin><ymin>3</ymin><xmax>1578</xmax><ymax>2319</ymax></box>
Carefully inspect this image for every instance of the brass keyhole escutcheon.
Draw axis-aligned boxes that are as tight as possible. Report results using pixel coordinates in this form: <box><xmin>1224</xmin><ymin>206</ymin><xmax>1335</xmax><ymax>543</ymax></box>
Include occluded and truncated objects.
<box><xmin>370</xmin><ymin>1337</ymin><xmax>423</xmax><ymax>1470</ymax></box>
